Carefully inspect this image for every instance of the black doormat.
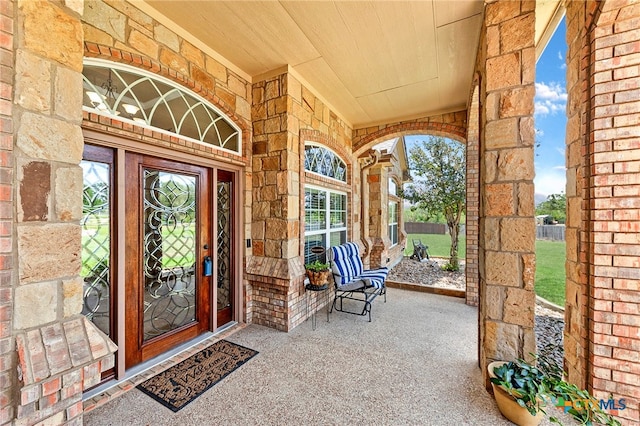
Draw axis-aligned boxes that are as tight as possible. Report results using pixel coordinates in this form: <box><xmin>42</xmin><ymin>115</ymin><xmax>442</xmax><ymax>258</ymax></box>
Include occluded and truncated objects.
<box><xmin>137</xmin><ymin>339</ymin><xmax>258</xmax><ymax>412</ymax></box>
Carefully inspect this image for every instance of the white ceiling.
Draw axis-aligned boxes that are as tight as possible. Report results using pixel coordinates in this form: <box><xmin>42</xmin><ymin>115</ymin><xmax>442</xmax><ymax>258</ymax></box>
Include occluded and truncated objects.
<box><xmin>139</xmin><ymin>1</ymin><xmax>560</xmax><ymax>128</ymax></box>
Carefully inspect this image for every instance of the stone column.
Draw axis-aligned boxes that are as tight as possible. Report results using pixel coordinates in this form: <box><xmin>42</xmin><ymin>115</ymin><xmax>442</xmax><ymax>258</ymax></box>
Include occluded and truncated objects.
<box><xmin>247</xmin><ymin>72</ymin><xmax>305</xmax><ymax>331</ymax></box>
<box><xmin>367</xmin><ymin>163</ymin><xmax>388</xmax><ymax>268</ymax></box>
<box><xmin>12</xmin><ymin>1</ymin><xmax>116</xmax><ymax>424</ymax></box>
<box><xmin>478</xmin><ymin>0</ymin><xmax>537</xmax><ymax>384</ymax></box>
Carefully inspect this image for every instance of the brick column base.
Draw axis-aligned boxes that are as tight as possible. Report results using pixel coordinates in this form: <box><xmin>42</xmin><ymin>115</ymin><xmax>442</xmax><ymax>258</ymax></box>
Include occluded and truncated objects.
<box><xmin>15</xmin><ymin>317</ymin><xmax>116</xmax><ymax>425</ymax></box>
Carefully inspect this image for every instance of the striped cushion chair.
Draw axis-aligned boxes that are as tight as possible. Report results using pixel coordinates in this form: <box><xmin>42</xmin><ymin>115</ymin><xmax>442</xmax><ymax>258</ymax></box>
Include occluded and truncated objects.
<box><xmin>329</xmin><ymin>242</ymin><xmax>388</xmax><ymax>321</ymax></box>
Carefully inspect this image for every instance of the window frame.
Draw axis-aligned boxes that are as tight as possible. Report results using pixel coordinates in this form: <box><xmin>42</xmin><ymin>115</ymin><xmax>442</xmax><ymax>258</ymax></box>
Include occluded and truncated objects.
<box><xmin>388</xmin><ymin>178</ymin><xmax>400</xmax><ymax>247</ymax></box>
<box><xmin>303</xmin><ymin>142</ymin><xmax>347</xmax><ymax>183</ymax></box>
<box><xmin>304</xmin><ymin>184</ymin><xmax>348</xmax><ymax>265</ymax></box>
<box><xmin>82</xmin><ymin>58</ymin><xmax>242</xmax><ymax>155</ymax></box>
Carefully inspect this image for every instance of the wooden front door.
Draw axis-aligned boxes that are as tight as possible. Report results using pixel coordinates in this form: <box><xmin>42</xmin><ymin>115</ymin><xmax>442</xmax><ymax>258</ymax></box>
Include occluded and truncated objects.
<box><xmin>124</xmin><ymin>153</ymin><xmax>212</xmax><ymax>368</ymax></box>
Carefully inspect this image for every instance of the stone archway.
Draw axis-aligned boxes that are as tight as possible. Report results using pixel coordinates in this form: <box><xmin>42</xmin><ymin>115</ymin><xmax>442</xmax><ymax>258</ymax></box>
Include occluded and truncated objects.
<box><xmin>352</xmin><ymin>112</ymin><xmax>481</xmax><ymax>306</ymax></box>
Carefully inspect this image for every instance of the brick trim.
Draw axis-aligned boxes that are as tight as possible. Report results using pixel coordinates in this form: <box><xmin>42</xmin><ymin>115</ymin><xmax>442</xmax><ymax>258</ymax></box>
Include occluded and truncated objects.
<box><xmin>352</xmin><ymin>119</ymin><xmax>467</xmax><ymax>154</ymax></box>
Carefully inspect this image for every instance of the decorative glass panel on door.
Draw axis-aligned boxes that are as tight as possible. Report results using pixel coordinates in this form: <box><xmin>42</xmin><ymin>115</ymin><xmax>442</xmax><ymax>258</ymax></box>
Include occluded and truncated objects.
<box><xmin>217</xmin><ymin>180</ymin><xmax>231</xmax><ymax>312</ymax></box>
<box><xmin>142</xmin><ymin>169</ymin><xmax>197</xmax><ymax>341</ymax></box>
<box><xmin>81</xmin><ymin>160</ymin><xmax>112</xmax><ymax>336</ymax></box>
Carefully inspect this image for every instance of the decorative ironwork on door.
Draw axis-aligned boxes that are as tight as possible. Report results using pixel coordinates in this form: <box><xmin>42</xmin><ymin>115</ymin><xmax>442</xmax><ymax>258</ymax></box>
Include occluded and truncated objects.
<box><xmin>81</xmin><ymin>161</ymin><xmax>112</xmax><ymax>336</ymax></box>
<box><xmin>142</xmin><ymin>169</ymin><xmax>198</xmax><ymax>341</ymax></box>
<box><xmin>217</xmin><ymin>181</ymin><xmax>231</xmax><ymax>312</ymax></box>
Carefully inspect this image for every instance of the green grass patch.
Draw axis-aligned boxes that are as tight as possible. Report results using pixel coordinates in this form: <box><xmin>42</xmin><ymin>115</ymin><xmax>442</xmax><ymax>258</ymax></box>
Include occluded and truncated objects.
<box><xmin>535</xmin><ymin>240</ymin><xmax>566</xmax><ymax>306</ymax></box>
<box><xmin>404</xmin><ymin>234</ymin><xmax>566</xmax><ymax>307</ymax></box>
<box><xmin>404</xmin><ymin>233</ymin><xmax>466</xmax><ymax>258</ymax></box>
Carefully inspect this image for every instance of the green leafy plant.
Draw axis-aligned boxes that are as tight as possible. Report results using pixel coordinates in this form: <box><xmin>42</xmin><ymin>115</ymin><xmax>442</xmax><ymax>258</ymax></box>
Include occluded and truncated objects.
<box><xmin>441</xmin><ymin>262</ymin><xmax>459</xmax><ymax>272</ymax></box>
<box><xmin>536</xmin><ymin>352</ymin><xmax>621</xmax><ymax>426</ymax></box>
<box><xmin>491</xmin><ymin>352</ymin><xmax>621</xmax><ymax>426</ymax></box>
<box><xmin>305</xmin><ymin>260</ymin><xmax>330</xmax><ymax>272</ymax></box>
<box><xmin>491</xmin><ymin>358</ymin><xmax>548</xmax><ymax>416</ymax></box>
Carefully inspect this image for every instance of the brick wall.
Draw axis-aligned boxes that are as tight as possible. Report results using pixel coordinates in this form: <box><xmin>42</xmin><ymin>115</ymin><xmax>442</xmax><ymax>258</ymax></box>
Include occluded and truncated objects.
<box><xmin>466</xmin><ymin>83</ymin><xmax>480</xmax><ymax>307</ymax></box>
<box><xmin>565</xmin><ymin>0</ymin><xmax>598</xmax><ymax>392</ymax></box>
<box><xmin>0</xmin><ymin>0</ymin><xmax>14</xmax><ymax>422</ymax></box>
<box><xmin>566</xmin><ymin>0</ymin><xmax>640</xmax><ymax>423</ymax></box>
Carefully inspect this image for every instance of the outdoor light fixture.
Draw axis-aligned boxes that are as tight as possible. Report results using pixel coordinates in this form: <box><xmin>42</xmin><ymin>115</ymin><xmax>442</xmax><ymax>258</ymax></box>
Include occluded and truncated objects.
<box><xmin>85</xmin><ymin>69</ymin><xmax>143</xmax><ymax>121</ymax></box>
<box><xmin>122</xmin><ymin>103</ymin><xmax>139</xmax><ymax>116</ymax></box>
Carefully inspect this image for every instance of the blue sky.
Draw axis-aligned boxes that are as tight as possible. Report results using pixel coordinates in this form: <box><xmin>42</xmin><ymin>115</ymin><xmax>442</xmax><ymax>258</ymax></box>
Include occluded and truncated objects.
<box><xmin>534</xmin><ymin>17</ymin><xmax>568</xmax><ymax>198</ymax></box>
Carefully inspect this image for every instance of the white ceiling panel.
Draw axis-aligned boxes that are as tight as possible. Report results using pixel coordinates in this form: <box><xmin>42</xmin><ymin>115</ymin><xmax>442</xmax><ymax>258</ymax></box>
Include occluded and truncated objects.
<box><xmin>142</xmin><ymin>1</ymin><xmax>559</xmax><ymax>127</ymax></box>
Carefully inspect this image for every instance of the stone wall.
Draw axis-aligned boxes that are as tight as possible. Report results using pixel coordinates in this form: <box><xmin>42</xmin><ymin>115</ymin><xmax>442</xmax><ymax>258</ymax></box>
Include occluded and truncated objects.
<box><xmin>12</xmin><ymin>1</ymin><xmax>117</xmax><ymax>424</ymax></box>
<box><xmin>477</xmin><ymin>0</ymin><xmax>537</xmax><ymax>384</ymax></box>
<box><xmin>248</xmin><ymin>71</ymin><xmax>355</xmax><ymax>331</ymax></box>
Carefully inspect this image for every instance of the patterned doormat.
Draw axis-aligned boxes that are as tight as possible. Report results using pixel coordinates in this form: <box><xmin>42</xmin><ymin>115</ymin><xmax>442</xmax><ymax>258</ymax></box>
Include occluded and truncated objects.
<box><xmin>137</xmin><ymin>339</ymin><xmax>258</xmax><ymax>412</ymax></box>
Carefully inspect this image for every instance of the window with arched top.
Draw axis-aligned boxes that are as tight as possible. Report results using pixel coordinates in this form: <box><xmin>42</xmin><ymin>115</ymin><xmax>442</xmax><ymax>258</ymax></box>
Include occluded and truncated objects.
<box><xmin>82</xmin><ymin>59</ymin><xmax>241</xmax><ymax>154</ymax></box>
<box><xmin>303</xmin><ymin>143</ymin><xmax>348</xmax><ymax>265</ymax></box>
<box><xmin>304</xmin><ymin>143</ymin><xmax>347</xmax><ymax>182</ymax></box>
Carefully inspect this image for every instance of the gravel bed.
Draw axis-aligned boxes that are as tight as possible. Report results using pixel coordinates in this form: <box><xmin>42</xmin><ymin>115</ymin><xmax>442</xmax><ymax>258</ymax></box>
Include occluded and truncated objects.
<box><xmin>389</xmin><ymin>256</ymin><xmax>565</xmax><ymax>367</ymax></box>
<box><xmin>388</xmin><ymin>256</ymin><xmax>466</xmax><ymax>289</ymax></box>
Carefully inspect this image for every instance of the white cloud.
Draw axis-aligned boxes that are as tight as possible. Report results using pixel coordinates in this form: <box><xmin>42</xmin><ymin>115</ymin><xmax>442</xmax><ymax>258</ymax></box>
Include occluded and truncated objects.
<box><xmin>534</xmin><ymin>168</ymin><xmax>567</xmax><ymax>197</ymax></box>
<box><xmin>536</xmin><ymin>82</ymin><xmax>567</xmax><ymax>101</ymax></box>
<box><xmin>535</xmin><ymin>82</ymin><xmax>568</xmax><ymax>117</ymax></box>
<box><xmin>557</xmin><ymin>51</ymin><xmax>564</xmax><ymax>61</ymax></box>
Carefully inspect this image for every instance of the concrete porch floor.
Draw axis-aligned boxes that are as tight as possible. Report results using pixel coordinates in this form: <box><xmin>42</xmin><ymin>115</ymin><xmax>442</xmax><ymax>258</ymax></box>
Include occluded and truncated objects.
<box><xmin>84</xmin><ymin>288</ymin><xmax>561</xmax><ymax>425</ymax></box>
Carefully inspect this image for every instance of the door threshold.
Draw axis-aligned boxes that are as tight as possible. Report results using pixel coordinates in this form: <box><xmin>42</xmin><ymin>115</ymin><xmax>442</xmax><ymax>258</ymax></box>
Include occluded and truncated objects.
<box><xmin>83</xmin><ymin>322</ymin><xmax>243</xmax><ymax>408</ymax></box>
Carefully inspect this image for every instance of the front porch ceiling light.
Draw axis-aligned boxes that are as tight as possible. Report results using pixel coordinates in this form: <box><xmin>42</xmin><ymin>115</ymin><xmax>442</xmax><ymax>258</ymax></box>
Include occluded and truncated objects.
<box><xmin>122</xmin><ymin>103</ymin><xmax>140</xmax><ymax>116</ymax></box>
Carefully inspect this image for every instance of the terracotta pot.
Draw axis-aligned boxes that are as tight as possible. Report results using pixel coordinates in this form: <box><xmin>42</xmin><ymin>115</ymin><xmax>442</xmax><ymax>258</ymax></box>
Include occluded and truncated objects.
<box><xmin>488</xmin><ymin>361</ymin><xmax>545</xmax><ymax>426</ymax></box>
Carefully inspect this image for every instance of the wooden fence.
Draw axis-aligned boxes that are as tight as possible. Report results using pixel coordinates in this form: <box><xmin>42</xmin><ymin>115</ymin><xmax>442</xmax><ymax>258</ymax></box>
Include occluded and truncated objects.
<box><xmin>536</xmin><ymin>225</ymin><xmax>566</xmax><ymax>241</ymax></box>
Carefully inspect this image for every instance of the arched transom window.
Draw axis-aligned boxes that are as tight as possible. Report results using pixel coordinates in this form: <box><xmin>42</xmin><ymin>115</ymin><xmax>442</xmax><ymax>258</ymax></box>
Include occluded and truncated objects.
<box><xmin>304</xmin><ymin>143</ymin><xmax>347</xmax><ymax>182</ymax></box>
<box><xmin>82</xmin><ymin>59</ymin><xmax>241</xmax><ymax>154</ymax></box>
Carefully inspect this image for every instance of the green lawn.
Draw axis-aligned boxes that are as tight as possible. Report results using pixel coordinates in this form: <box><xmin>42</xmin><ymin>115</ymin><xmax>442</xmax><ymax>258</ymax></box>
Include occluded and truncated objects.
<box><xmin>534</xmin><ymin>240</ymin><xmax>566</xmax><ymax>306</ymax></box>
<box><xmin>404</xmin><ymin>234</ymin><xmax>566</xmax><ymax>307</ymax></box>
<box><xmin>404</xmin><ymin>233</ymin><xmax>466</xmax><ymax>258</ymax></box>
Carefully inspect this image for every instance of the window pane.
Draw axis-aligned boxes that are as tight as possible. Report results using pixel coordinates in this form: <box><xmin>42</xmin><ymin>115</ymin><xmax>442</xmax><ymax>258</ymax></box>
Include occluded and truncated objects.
<box><xmin>389</xmin><ymin>202</ymin><xmax>398</xmax><ymax>223</ymax></box>
<box><xmin>305</xmin><ymin>188</ymin><xmax>326</xmax><ymax>231</ymax></box>
<box><xmin>389</xmin><ymin>179</ymin><xmax>397</xmax><ymax>196</ymax></box>
<box><xmin>305</xmin><ymin>234</ymin><xmax>326</xmax><ymax>265</ymax></box>
<box><xmin>81</xmin><ymin>160</ymin><xmax>112</xmax><ymax>337</ymax></box>
<box><xmin>389</xmin><ymin>224</ymin><xmax>398</xmax><ymax>246</ymax></box>
<box><xmin>329</xmin><ymin>230</ymin><xmax>346</xmax><ymax>247</ymax></box>
<box><xmin>304</xmin><ymin>144</ymin><xmax>347</xmax><ymax>182</ymax></box>
<box><xmin>329</xmin><ymin>193</ymin><xmax>346</xmax><ymax>229</ymax></box>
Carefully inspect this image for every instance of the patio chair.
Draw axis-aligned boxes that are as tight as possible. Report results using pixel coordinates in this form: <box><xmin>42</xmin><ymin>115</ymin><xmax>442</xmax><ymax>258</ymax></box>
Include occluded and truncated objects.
<box><xmin>409</xmin><ymin>239</ymin><xmax>429</xmax><ymax>261</ymax></box>
<box><xmin>328</xmin><ymin>242</ymin><xmax>388</xmax><ymax>322</ymax></box>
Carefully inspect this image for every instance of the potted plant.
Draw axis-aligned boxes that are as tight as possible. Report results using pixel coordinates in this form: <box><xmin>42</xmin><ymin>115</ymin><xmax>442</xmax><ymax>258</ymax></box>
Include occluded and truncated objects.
<box><xmin>488</xmin><ymin>359</ymin><xmax>547</xmax><ymax>426</ymax></box>
<box><xmin>305</xmin><ymin>260</ymin><xmax>331</xmax><ymax>288</ymax></box>
<box><xmin>489</xmin><ymin>352</ymin><xmax>621</xmax><ymax>426</ymax></box>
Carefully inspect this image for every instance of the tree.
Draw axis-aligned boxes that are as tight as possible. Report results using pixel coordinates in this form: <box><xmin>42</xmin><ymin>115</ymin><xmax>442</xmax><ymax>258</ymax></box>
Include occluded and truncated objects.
<box><xmin>402</xmin><ymin>136</ymin><xmax>466</xmax><ymax>270</ymax></box>
<box><xmin>535</xmin><ymin>193</ymin><xmax>566</xmax><ymax>224</ymax></box>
